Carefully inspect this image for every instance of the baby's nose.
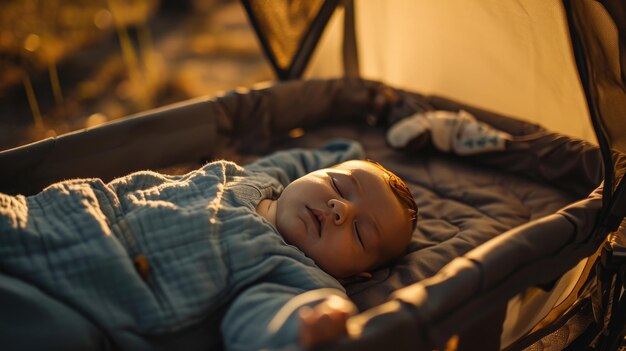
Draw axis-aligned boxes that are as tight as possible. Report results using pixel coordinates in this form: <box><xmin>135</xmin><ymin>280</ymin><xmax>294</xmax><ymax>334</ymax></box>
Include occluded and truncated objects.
<box><xmin>328</xmin><ymin>198</ymin><xmax>350</xmax><ymax>225</ymax></box>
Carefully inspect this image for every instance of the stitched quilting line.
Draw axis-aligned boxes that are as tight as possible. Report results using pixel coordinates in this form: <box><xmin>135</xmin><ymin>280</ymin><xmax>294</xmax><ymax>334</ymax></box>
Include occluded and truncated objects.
<box><xmin>422</xmin><ymin>157</ymin><xmax>535</xmax><ymax>226</ymax></box>
<box><xmin>419</xmin><ymin>181</ymin><xmax>514</xmax><ymax>228</ymax></box>
<box><xmin>491</xmin><ymin>173</ymin><xmax>575</xmax><ymax>219</ymax></box>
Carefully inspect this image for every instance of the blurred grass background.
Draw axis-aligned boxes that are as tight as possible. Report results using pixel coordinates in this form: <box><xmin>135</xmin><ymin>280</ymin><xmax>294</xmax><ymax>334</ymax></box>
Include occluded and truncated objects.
<box><xmin>0</xmin><ymin>0</ymin><xmax>273</xmax><ymax>150</ymax></box>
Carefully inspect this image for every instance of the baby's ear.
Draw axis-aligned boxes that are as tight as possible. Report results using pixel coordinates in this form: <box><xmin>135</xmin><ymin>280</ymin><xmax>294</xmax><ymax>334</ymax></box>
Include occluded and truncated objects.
<box><xmin>337</xmin><ymin>272</ymin><xmax>373</xmax><ymax>285</ymax></box>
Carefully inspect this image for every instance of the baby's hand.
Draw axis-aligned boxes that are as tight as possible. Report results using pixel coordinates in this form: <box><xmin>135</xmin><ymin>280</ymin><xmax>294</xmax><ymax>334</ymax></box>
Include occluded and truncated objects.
<box><xmin>298</xmin><ymin>295</ymin><xmax>357</xmax><ymax>349</ymax></box>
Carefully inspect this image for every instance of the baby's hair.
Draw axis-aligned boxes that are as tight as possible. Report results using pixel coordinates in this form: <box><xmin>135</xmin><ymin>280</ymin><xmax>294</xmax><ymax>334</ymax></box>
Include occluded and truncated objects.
<box><xmin>363</xmin><ymin>159</ymin><xmax>418</xmax><ymax>230</ymax></box>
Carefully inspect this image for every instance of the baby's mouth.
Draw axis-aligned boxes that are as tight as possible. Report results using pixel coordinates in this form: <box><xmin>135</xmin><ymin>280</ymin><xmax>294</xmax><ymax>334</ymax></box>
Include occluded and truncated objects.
<box><xmin>306</xmin><ymin>206</ymin><xmax>322</xmax><ymax>237</ymax></box>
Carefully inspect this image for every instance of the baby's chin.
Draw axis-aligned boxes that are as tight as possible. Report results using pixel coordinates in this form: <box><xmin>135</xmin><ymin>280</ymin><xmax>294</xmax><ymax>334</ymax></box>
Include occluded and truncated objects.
<box><xmin>307</xmin><ymin>256</ymin><xmax>351</xmax><ymax>279</ymax></box>
<box><xmin>287</xmin><ymin>241</ymin><xmax>333</xmax><ymax>273</ymax></box>
<box><xmin>278</xmin><ymin>225</ymin><xmax>311</xmax><ymax>255</ymax></box>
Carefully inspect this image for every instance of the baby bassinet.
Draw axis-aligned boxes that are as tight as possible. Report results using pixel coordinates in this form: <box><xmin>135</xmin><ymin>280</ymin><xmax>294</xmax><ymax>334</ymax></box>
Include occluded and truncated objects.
<box><xmin>1</xmin><ymin>1</ymin><xmax>625</xmax><ymax>351</ymax></box>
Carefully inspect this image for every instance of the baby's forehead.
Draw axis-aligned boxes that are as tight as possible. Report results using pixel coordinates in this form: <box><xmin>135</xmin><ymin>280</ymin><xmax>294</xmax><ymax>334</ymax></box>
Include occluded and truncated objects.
<box><xmin>334</xmin><ymin>160</ymin><xmax>385</xmax><ymax>175</ymax></box>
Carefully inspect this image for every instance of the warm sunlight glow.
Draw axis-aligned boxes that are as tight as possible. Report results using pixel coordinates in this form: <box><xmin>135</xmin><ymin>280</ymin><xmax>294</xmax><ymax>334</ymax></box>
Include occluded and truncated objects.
<box><xmin>23</xmin><ymin>34</ymin><xmax>40</xmax><ymax>52</ymax></box>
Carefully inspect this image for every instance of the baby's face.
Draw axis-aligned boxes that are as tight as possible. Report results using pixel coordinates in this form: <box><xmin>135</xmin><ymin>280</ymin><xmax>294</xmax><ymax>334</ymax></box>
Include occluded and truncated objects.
<box><xmin>275</xmin><ymin>160</ymin><xmax>413</xmax><ymax>278</ymax></box>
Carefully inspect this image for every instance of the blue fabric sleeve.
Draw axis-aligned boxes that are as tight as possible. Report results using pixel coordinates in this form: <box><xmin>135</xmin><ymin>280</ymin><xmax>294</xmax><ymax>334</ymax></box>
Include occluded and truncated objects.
<box><xmin>221</xmin><ymin>284</ymin><xmax>347</xmax><ymax>351</ymax></box>
<box><xmin>244</xmin><ymin>139</ymin><xmax>365</xmax><ymax>186</ymax></box>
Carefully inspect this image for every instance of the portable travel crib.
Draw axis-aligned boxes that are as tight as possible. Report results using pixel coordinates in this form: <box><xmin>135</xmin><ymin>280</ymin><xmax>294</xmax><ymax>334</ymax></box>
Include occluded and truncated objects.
<box><xmin>1</xmin><ymin>0</ymin><xmax>626</xmax><ymax>350</ymax></box>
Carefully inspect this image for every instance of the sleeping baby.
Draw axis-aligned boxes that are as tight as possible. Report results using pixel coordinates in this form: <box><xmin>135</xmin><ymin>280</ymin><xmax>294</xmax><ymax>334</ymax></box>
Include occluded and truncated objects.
<box><xmin>0</xmin><ymin>106</ymin><xmax>510</xmax><ymax>350</ymax></box>
<box><xmin>0</xmin><ymin>139</ymin><xmax>416</xmax><ymax>351</ymax></box>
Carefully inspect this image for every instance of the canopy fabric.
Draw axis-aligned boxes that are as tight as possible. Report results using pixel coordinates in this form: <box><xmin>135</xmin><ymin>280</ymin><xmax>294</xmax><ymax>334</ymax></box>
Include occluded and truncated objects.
<box><xmin>569</xmin><ymin>0</ymin><xmax>626</xmax><ymax>156</ymax></box>
<box><xmin>249</xmin><ymin>0</ymin><xmax>324</xmax><ymax>69</ymax></box>
<box><xmin>241</xmin><ymin>0</ymin><xmax>340</xmax><ymax>80</ymax></box>
<box><xmin>305</xmin><ymin>0</ymin><xmax>597</xmax><ymax>143</ymax></box>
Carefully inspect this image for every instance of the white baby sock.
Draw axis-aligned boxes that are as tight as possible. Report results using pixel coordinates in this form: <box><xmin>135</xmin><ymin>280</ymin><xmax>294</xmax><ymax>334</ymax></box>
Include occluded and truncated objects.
<box><xmin>387</xmin><ymin>110</ymin><xmax>512</xmax><ymax>155</ymax></box>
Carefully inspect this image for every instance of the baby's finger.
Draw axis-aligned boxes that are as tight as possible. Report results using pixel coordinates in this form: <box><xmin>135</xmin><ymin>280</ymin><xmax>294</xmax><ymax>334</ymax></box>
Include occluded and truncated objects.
<box><xmin>298</xmin><ymin>311</ymin><xmax>338</xmax><ymax>348</ymax></box>
<box><xmin>317</xmin><ymin>310</ymin><xmax>348</xmax><ymax>341</ymax></box>
<box><xmin>325</xmin><ymin>295</ymin><xmax>357</xmax><ymax>315</ymax></box>
<box><xmin>298</xmin><ymin>306</ymin><xmax>314</xmax><ymax>323</ymax></box>
<box><xmin>298</xmin><ymin>309</ymin><xmax>316</xmax><ymax>348</ymax></box>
